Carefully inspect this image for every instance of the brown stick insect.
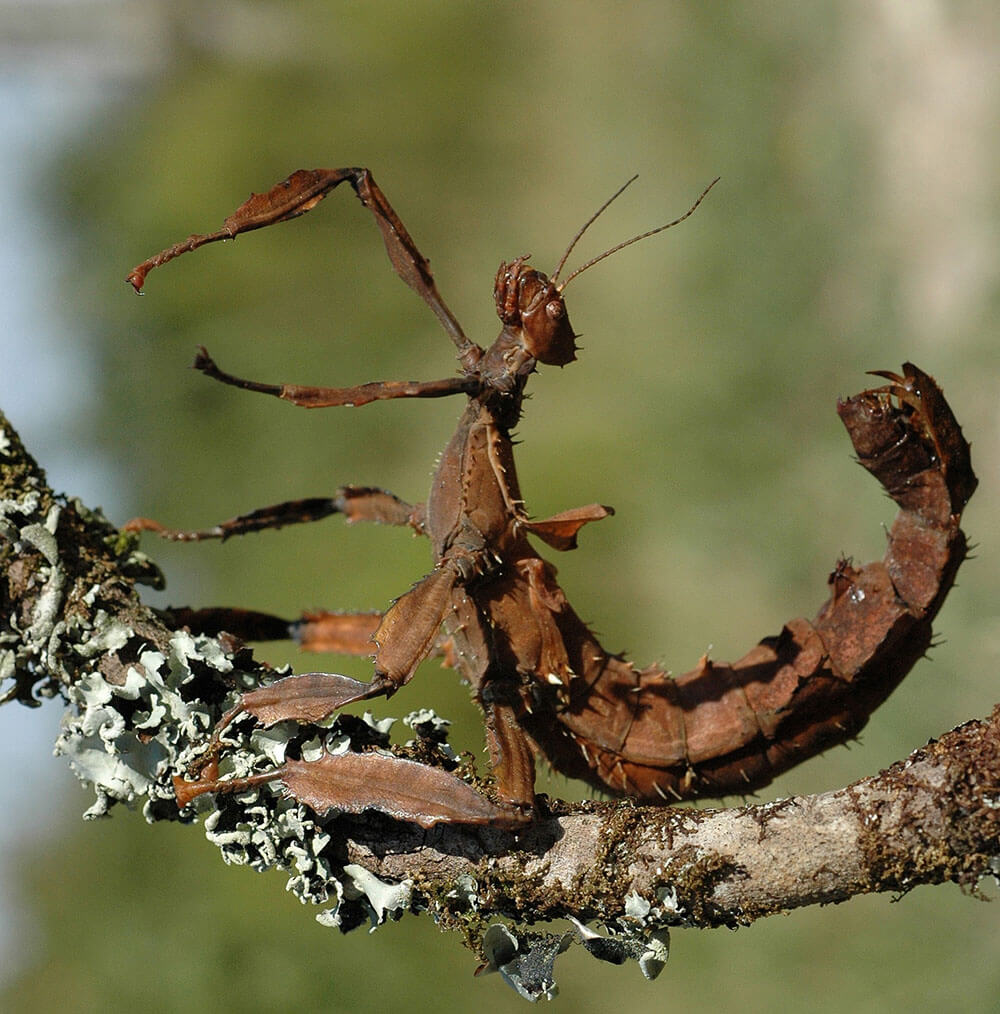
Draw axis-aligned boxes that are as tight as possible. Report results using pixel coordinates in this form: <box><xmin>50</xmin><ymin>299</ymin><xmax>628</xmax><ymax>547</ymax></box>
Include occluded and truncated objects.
<box><xmin>126</xmin><ymin>168</ymin><xmax>976</xmax><ymax>828</ymax></box>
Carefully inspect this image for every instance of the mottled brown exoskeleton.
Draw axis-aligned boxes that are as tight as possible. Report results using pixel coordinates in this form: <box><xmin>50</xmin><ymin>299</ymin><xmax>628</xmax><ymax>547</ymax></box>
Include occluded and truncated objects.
<box><xmin>127</xmin><ymin>168</ymin><xmax>976</xmax><ymax>827</ymax></box>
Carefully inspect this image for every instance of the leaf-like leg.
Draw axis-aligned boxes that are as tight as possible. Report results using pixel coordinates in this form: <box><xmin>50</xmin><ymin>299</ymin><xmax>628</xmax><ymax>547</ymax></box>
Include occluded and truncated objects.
<box><xmin>372</xmin><ymin>566</ymin><xmax>458</xmax><ymax>685</ymax></box>
<box><xmin>348</xmin><ymin>168</ymin><xmax>481</xmax><ymax>365</ymax></box>
<box><xmin>174</xmin><ymin>669</ymin><xmax>400</xmax><ymax>803</ymax></box>
<box><xmin>175</xmin><ymin>750</ymin><xmax>528</xmax><ymax>828</ymax></box>
<box><xmin>162</xmin><ymin>606</ymin><xmax>387</xmax><ymax>657</ymax></box>
<box><xmin>294</xmin><ymin>610</ymin><xmax>384</xmax><ymax>654</ymax></box>
<box><xmin>194</xmin><ymin>346</ymin><xmax>478</xmax><ymax>409</ymax></box>
<box><xmin>172</xmin><ymin>598</ymin><xmax>529</xmax><ymax>826</ymax></box>
<box><xmin>163</xmin><ymin>606</ymin><xmax>297</xmax><ymax>642</ymax></box>
<box><xmin>127</xmin><ymin>168</ymin><xmax>365</xmax><ymax>291</ymax></box>
<box><xmin>173</xmin><ymin>607</ymin><xmax>450</xmax><ymax>658</ymax></box>
<box><xmin>174</xmin><ymin>566</ymin><xmax>461</xmax><ymax>810</ymax></box>
<box><xmin>237</xmin><ymin>670</ymin><xmax>393</xmax><ymax>725</ymax></box>
<box><xmin>193</xmin><ymin>566</ymin><xmax>459</xmax><ymax>737</ymax></box>
<box><xmin>125</xmin><ymin>486</ymin><xmax>425</xmax><ymax>542</ymax></box>
<box><xmin>480</xmin><ymin>690</ymin><xmax>537</xmax><ymax>818</ymax></box>
<box><xmin>127</xmin><ymin>167</ymin><xmax>484</xmax><ymax>367</ymax></box>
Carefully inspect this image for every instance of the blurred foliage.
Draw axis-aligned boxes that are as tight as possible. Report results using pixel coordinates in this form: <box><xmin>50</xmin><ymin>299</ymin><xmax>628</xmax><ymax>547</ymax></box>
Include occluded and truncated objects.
<box><xmin>3</xmin><ymin>0</ymin><xmax>1000</xmax><ymax>1010</ymax></box>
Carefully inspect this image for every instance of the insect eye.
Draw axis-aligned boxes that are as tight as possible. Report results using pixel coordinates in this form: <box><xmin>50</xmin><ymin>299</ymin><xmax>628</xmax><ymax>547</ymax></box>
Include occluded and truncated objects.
<box><xmin>545</xmin><ymin>300</ymin><xmax>564</xmax><ymax>319</ymax></box>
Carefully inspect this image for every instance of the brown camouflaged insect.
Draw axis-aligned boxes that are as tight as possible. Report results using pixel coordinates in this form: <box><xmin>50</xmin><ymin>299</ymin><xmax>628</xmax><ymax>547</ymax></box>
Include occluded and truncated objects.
<box><xmin>126</xmin><ymin>168</ymin><xmax>976</xmax><ymax>827</ymax></box>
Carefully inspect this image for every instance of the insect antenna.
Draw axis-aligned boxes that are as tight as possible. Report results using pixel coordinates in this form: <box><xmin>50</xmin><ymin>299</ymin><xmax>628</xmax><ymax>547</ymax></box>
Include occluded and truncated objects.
<box><xmin>549</xmin><ymin>175</ymin><xmax>639</xmax><ymax>285</ymax></box>
<box><xmin>555</xmin><ymin>176</ymin><xmax>720</xmax><ymax>293</ymax></box>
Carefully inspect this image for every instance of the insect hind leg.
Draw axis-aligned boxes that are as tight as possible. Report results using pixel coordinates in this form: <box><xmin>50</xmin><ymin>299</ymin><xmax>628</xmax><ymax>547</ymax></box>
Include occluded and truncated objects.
<box><xmin>125</xmin><ymin>486</ymin><xmax>425</xmax><ymax>542</ymax></box>
<box><xmin>163</xmin><ymin>606</ymin><xmax>385</xmax><ymax>656</ymax></box>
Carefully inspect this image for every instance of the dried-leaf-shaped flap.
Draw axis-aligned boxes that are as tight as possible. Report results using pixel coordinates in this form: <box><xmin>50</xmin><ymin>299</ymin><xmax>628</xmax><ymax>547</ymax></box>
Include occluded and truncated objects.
<box><xmin>523</xmin><ymin>504</ymin><xmax>614</xmax><ymax>551</ymax></box>
<box><xmin>373</xmin><ymin>567</ymin><xmax>456</xmax><ymax>684</ymax></box>
<box><xmin>297</xmin><ymin>611</ymin><xmax>383</xmax><ymax>655</ymax></box>
<box><xmin>127</xmin><ymin>168</ymin><xmax>359</xmax><ymax>292</ymax></box>
<box><xmin>278</xmin><ymin>752</ymin><xmax>521</xmax><ymax>828</ymax></box>
<box><xmin>222</xmin><ymin>168</ymin><xmax>340</xmax><ymax>230</ymax></box>
<box><xmin>240</xmin><ymin>672</ymin><xmax>379</xmax><ymax>727</ymax></box>
<box><xmin>176</xmin><ymin>750</ymin><xmax>526</xmax><ymax>827</ymax></box>
<box><xmin>126</xmin><ymin>166</ymin><xmax>474</xmax><ymax>360</ymax></box>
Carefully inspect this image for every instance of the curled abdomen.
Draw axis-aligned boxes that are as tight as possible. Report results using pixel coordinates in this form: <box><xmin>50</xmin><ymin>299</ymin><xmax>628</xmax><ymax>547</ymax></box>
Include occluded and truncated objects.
<box><xmin>525</xmin><ymin>364</ymin><xmax>975</xmax><ymax>802</ymax></box>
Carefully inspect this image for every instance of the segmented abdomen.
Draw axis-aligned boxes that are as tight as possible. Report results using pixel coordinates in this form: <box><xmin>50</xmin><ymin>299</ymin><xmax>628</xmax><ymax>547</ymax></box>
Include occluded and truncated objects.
<box><xmin>519</xmin><ymin>365</ymin><xmax>975</xmax><ymax>802</ymax></box>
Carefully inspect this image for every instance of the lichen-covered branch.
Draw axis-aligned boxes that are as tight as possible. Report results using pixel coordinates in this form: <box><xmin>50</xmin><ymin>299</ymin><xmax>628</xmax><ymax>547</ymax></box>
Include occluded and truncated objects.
<box><xmin>2</xmin><ymin>407</ymin><xmax>998</xmax><ymax>1000</ymax></box>
<box><xmin>346</xmin><ymin>706</ymin><xmax>1000</xmax><ymax>924</ymax></box>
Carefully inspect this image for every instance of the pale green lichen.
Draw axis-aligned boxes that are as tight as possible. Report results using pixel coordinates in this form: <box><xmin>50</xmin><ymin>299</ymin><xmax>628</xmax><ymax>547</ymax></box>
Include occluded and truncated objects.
<box><xmin>567</xmin><ymin>916</ymin><xmax>671</xmax><ymax>981</ymax></box>
<box><xmin>473</xmin><ymin>904</ymin><xmax>672</xmax><ymax>1000</ymax></box>
<box><xmin>54</xmin><ymin>633</ymin><xmax>223</xmax><ymax>818</ymax></box>
<box><xmin>339</xmin><ymin>863</ymin><xmax>413</xmax><ymax>928</ymax></box>
<box><xmin>1</xmin><ymin>498</ymin><xmax>67</xmax><ymax>701</ymax></box>
<box><xmin>445</xmin><ymin>873</ymin><xmax>481</xmax><ymax>912</ymax></box>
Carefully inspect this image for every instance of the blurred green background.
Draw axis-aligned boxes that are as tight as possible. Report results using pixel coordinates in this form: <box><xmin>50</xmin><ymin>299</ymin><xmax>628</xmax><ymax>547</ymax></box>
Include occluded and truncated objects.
<box><xmin>1</xmin><ymin>1</ymin><xmax>999</xmax><ymax>1011</ymax></box>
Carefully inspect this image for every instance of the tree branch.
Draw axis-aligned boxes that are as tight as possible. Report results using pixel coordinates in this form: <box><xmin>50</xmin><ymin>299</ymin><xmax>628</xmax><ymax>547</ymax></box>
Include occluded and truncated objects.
<box><xmin>2</xmin><ymin>407</ymin><xmax>998</xmax><ymax>999</ymax></box>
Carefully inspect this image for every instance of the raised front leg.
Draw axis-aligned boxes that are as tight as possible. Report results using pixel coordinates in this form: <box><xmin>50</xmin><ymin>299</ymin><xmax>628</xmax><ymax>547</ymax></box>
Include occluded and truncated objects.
<box><xmin>127</xmin><ymin>167</ymin><xmax>484</xmax><ymax>369</ymax></box>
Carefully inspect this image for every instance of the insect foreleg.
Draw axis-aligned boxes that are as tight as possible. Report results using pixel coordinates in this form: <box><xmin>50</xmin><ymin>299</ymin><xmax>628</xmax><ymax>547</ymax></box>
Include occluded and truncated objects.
<box><xmin>346</xmin><ymin>169</ymin><xmax>481</xmax><ymax>366</ymax></box>
<box><xmin>127</xmin><ymin>167</ymin><xmax>484</xmax><ymax>366</ymax></box>
<box><xmin>194</xmin><ymin>346</ymin><xmax>478</xmax><ymax>408</ymax></box>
